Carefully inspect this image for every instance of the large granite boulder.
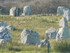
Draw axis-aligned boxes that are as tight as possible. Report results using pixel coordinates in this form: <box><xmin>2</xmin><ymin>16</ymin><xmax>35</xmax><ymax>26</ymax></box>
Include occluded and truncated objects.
<box><xmin>22</xmin><ymin>6</ymin><xmax>32</xmax><ymax>15</ymax></box>
<box><xmin>10</xmin><ymin>7</ymin><xmax>21</xmax><ymax>16</ymax></box>
<box><xmin>0</xmin><ymin>26</ymin><xmax>12</xmax><ymax>45</ymax></box>
<box><xmin>56</xmin><ymin>17</ymin><xmax>70</xmax><ymax>41</ymax></box>
<box><xmin>0</xmin><ymin>22</ymin><xmax>7</xmax><ymax>27</ymax></box>
<box><xmin>21</xmin><ymin>29</ymin><xmax>40</xmax><ymax>45</ymax></box>
<box><xmin>63</xmin><ymin>8</ymin><xmax>70</xmax><ymax>21</ymax></box>
<box><xmin>46</xmin><ymin>28</ymin><xmax>57</xmax><ymax>39</ymax></box>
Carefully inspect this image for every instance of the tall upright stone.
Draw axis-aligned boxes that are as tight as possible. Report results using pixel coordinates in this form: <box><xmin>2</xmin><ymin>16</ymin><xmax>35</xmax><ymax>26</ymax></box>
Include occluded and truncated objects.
<box><xmin>10</xmin><ymin>7</ymin><xmax>21</xmax><ymax>16</ymax></box>
<box><xmin>38</xmin><ymin>39</ymin><xmax>50</xmax><ymax>48</ymax></box>
<box><xmin>56</xmin><ymin>17</ymin><xmax>70</xmax><ymax>41</ymax></box>
<box><xmin>21</xmin><ymin>29</ymin><xmax>40</xmax><ymax>45</ymax></box>
<box><xmin>0</xmin><ymin>8</ymin><xmax>2</xmax><ymax>15</ymax></box>
<box><xmin>22</xmin><ymin>6</ymin><xmax>32</xmax><ymax>15</ymax></box>
<box><xmin>10</xmin><ymin>7</ymin><xmax>16</xmax><ymax>16</ymax></box>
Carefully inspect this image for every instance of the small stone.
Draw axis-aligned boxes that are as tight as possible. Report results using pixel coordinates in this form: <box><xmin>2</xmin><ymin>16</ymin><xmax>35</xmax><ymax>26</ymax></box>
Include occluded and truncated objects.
<box><xmin>7</xmin><ymin>25</ymin><xmax>15</xmax><ymax>30</ymax></box>
<box><xmin>46</xmin><ymin>28</ymin><xmax>57</xmax><ymax>39</ymax></box>
<box><xmin>56</xmin><ymin>17</ymin><xmax>70</xmax><ymax>41</ymax></box>
<box><xmin>38</xmin><ymin>39</ymin><xmax>50</xmax><ymax>48</ymax></box>
<box><xmin>59</xmin><ymin>17</ymin><xmax>68</xmax><ymax>27</ymax></box>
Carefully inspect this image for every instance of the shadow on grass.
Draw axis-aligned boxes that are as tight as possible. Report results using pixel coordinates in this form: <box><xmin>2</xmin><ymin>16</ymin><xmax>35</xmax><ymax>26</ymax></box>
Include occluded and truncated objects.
<box><xmin>9</xmin><ymin>47</ymin><xmax>22</xmax><ymax>52</ymax></box>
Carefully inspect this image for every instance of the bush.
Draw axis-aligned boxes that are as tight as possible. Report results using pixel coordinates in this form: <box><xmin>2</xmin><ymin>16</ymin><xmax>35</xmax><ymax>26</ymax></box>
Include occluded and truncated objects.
<box><xmin>53</xmin><ymin>41</ymin><xmax>70</xmax><ymax>53</ymax></box>
<box><xmin>9</xmin><ymin>47</ymin><xmax>21</xmax><ymax>52</ymax></box>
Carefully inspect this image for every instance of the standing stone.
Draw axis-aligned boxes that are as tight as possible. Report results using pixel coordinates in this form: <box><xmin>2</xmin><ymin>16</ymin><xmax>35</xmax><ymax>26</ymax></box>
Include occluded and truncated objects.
<box><xmin>10</xmin><ymin>7</ymin><xmax>21</xmax><ymax>16</ymax></box>
<box><xmin>21</xmin><ymin>29</ymin><xmax>40</xmax><ymax>45</ymax></box>
<box><xmin>46</xmin><ymin>28</ymin><xmax>57</xmax><ymax>39</ymax></box>
<box><xmin>10</xmin><ymin>7</ymin><xmax>16</xmax><ymax>16</ymax></box>
<box><xmin>2</xmin><ymin>8</ymin><xmax>10</xmax><ymax>15</ymax></box>
<box><xmin>0</xmin><ymin>7</ymin><xmax>9</xmax><ymax>15</ymax></box>
<box><xmin>56</xmin><ymin>17</ymin><xmax>70</xmax><ymax>41</ymax></box>
<box><xmin>38</xmin><ymin>39</ymin><xmax>49</xmax><ymax>47</ymax></box>
<box><xmin>63</xmin><ymin>8</ymin><xmax>70</xmax><ymax>21</ymax></box>
<box><xmin>57</xmin><ymin>6</ymin><xmax>65</xmax><ymax>16</ymax></box>
<box><xmin>0</xmin><ymin>8</ymin><xmax>2</xmax><ymax>15</ymax></box>
<box><xmin>22</xmin><ymin>6</ymin><xmax>32</xmax><ymax>15</ymax></box>
<box><xmin>0</xmin><ymin>26</ymin><xmax>12</xmax><ymax>45</ymax></box>
<box><xmin>59</xmin><ymin>17</ymin><xmax>68</xmax><ymax>27</ymax></box>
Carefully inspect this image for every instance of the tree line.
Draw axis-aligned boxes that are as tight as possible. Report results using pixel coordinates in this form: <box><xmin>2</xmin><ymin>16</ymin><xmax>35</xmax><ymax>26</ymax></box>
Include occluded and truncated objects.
<box><xmin>0</xmin><ymin>0</ymin><xmax>70</xmax><ymax>14</ymax></box>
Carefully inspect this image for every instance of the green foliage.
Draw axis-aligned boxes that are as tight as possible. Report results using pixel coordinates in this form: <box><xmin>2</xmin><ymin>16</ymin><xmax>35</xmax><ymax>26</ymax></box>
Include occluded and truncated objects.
<box><xmin>1</xmin><ymin>0</ymin><xmax>70</xmax><ymax>14</ymax></box>
<box><xmin>53</xmin><ymin>41</ymin><xmax>70</xmax><ymax>53</ymax></box>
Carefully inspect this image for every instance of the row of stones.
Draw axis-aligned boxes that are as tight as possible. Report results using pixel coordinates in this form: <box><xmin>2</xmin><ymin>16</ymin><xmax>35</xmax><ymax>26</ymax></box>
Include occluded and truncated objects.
<box><xmin>0</xmin><ymin>15</ymin><xmax>70</xmax><ymax>47</ymax></box>
<box><xmin>0</xmin><ymin>6</ymin><xmax>32</xmax><ymax>16</ymax></box>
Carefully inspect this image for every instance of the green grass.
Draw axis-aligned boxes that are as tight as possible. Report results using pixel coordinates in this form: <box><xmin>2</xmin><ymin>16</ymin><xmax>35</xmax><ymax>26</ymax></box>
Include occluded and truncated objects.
<box><xmin>53</xmin><ymin>41</ymin><xmax>70</xmax><ymax>53</ymax></box>
<box><xmin>0</xmin><ymin>15</ymin><xmax>70</xmax><ymax>53</ymax></box>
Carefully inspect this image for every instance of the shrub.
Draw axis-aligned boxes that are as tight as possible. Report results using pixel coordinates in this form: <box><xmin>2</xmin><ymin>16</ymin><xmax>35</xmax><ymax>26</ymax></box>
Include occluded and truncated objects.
<box><xmin>9</xmin><ymin>47</ymin><xmax>21</xmax><ymax>52</ymax></box>
<box><xmin>53</xmin><ymin>41</ymin><xmax>70</xmax><ymax>53</ymax></box>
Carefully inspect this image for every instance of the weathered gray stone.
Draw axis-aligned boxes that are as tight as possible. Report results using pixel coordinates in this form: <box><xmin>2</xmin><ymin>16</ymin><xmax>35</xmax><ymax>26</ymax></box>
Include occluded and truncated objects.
<box><xmin>46</xmin><ymin>28</ymin><xmax>57</xmax><ymax>39</ymax></box>
<box><xmin>21</xmin><ymin>29</ymin><xmax>40</xmax><ymax>45</ymax></box>
<box><xmin>63</xmin><ymin>8</ymin><xmax>70</xmax><ymax>21</ymax></box>
<box><xmin>10</xmin><ymin>7</ymin><xmax>21</xmax><ymax>16</ymax></box>
<box><xmin>0</xmin><ymin>8</ymin><xmax>2</xmax><ymax>14</ymax></box>
<box><xmin>38</xmin><ymin>39</ymin><xmax>50</xmax><ymax>48</ymax></box>
<box><xmin>0</xmin><ymin>22</ymin><xmax>7</xmax><ymax>27</ymax></box>
<box><xmin>22</xmin><ymin>6</ymin><xmax>32</xmax><ymax>15</ymax></box>
<box><xmin>56</xmin><ymin>17</ymin><xmax>70</xmax><ymax>41</ymax></box>
<box><xmin>7</xmin><ymin>25</ymin><xmax>15</xmax><ymax>30</ymax></box>
<box><xmin>59</xmin><ymin>17</ymin><xmax>68</xmax><ymax>27</ymax></box>
<box><xmin>10</xmin><ymin>7</ymin><xmax>16</xmax><ymax>16</ymax></box>
<box><xmin>0</xmin><ymin>26</ymin><xmax>12</xmax><ymax>45</ymax></box>
<box><xmin>2</xmin><ymin>8</ymin><xmax>10</xmax><ymax>15</ymax></box>
<box><xmin>57</xmin><ymin>6</ymin><xmax>65</xmax><ymax>16</ymax></box>
<box><xmin>0</xmin><ymin>7</ymin><xmax>9</xmax><ymax>15</ymax></box>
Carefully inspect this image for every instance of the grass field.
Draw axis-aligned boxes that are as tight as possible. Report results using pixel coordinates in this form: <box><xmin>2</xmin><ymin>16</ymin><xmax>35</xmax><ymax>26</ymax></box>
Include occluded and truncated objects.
<box><xmin>0</xmin><ymin>14</ymin><xmax>70</xmax><ymax>53</ymax></box>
